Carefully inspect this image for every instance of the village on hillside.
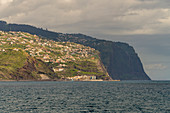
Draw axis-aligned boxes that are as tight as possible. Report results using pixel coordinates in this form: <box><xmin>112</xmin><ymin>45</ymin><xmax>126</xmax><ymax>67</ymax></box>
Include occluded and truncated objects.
<box><xmin>0</xmin><ymin>31</ymin><xmax>102</xmax><ymax>80</ymax></box>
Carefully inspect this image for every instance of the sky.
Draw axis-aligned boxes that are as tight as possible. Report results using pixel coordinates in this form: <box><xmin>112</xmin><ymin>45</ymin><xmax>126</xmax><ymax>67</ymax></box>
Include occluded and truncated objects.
<box><xmin>0</xmin><ymin>0</ymin><xmax>170</xmax><ymax>80</ymax></box>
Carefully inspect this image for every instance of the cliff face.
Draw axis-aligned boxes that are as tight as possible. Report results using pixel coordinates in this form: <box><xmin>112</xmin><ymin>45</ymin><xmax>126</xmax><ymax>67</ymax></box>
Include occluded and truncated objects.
<box><xmin>110</xmin><ymin>42</ymin><xmax>150</xmax><ymax>80</ymax></box>
<box><xmin>0</xmin><ymin>21</ymin><xmax>151</xmax><ymax>80</ymax></box>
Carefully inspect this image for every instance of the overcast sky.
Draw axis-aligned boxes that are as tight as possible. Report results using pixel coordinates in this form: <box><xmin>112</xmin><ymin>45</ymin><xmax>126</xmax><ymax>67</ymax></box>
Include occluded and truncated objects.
<box><xmin>0</xmin><ymin>0</ymin><xmax>170</xmax><ymax>80</ymax></box>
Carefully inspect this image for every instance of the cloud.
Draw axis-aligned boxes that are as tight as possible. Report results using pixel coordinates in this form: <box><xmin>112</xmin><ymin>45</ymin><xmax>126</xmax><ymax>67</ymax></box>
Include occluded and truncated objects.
<box><xmin>0</xmin><ymin>0</ymin><xmax>13</xmax><ymax>5</ymax></box>
<box><xmin>0</xmin><ymin>0</ymin><xmax>170</xmax><ymax>35</ymax></box>
<box><xmin>145</xmin><ymin>64</ymin><xmax>167</xmax><ymax>70</ymax></box>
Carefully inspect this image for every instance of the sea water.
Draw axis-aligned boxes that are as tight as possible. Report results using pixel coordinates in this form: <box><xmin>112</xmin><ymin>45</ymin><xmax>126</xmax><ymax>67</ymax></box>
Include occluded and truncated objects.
<box><xmin>0</xmin><ymin>81</ymin><xmax>169</xmax><ymax>113</ymax></box>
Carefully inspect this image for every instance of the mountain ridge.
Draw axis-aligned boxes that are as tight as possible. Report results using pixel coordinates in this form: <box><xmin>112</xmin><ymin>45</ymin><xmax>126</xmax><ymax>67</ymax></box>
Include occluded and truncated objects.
<box><xmin>0</xmin><ymin>20</ymin><xmax>151</xmax><ymax>80</ymax></box>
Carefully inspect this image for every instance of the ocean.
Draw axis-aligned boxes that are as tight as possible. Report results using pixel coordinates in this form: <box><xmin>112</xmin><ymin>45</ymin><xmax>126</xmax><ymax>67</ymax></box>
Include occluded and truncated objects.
<box><xmin>0</xmin><ymin>81</ymin><xmax>169</xmax><ymax>113</ymax></box>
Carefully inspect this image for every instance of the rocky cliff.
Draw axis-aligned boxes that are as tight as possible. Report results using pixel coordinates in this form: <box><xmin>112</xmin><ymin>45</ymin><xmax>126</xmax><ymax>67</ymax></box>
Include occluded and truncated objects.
<box><xmin>0</xmin><ymin>20</ymin><xmax>151</xmax><ymax>80</ymax></box>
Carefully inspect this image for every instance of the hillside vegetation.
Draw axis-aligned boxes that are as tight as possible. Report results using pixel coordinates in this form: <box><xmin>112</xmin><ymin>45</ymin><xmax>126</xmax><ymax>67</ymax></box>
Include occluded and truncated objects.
<box><xmin>0</xmin><ymin>31</ymin><xmax>111</xmax><ymax>81</ymax></box>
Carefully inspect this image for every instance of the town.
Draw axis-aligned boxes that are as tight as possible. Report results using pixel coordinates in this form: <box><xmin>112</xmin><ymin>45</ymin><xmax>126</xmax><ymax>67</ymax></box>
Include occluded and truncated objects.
<box><xmin>0</xmin><ymin>31</ymin><xmax>98</xmax><ymax>74</ymax></box>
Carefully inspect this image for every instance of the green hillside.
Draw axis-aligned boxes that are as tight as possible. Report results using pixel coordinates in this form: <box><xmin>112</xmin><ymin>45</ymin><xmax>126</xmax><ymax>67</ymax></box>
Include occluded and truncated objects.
<box><xmin>0</xmin><ymin>49</ymin><xmax>55</xmax><ymax>80</ymax></box>
<box><xmin>0</xmin><ymin>31</ymin><xmax>111</xmax><ymax>81</ymax></box>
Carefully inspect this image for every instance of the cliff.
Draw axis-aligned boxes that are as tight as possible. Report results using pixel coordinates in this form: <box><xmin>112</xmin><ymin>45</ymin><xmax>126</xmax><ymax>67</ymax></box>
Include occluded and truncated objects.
<box><xmin>110</xmin><ymin>42</ymin><xmax>150</xmax><ymax>80</ymax></box>
<box><xmin>0</xmin><ymin>21</ymin><xmax>151</xmax><ymax>80</ymax></box>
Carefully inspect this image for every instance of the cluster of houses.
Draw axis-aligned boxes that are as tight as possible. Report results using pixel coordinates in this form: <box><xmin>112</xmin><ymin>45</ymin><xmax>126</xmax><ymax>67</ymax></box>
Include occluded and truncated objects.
<box><xmin>0</xmin><ymin>31</ymin><xmax>97</xmax><ymax>72</ymax></box>
<box><xmin>67</xmin><ymin>75</ymin><xmax>98</xmax><ymax>81</ymax></box>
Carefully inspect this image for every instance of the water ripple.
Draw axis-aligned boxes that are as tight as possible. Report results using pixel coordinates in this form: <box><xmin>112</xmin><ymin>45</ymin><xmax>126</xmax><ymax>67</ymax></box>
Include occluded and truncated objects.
<box><xmin>0</xmin><ymin>81</ymin><xmax>169</xmax><ymax>112</ymax></box>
